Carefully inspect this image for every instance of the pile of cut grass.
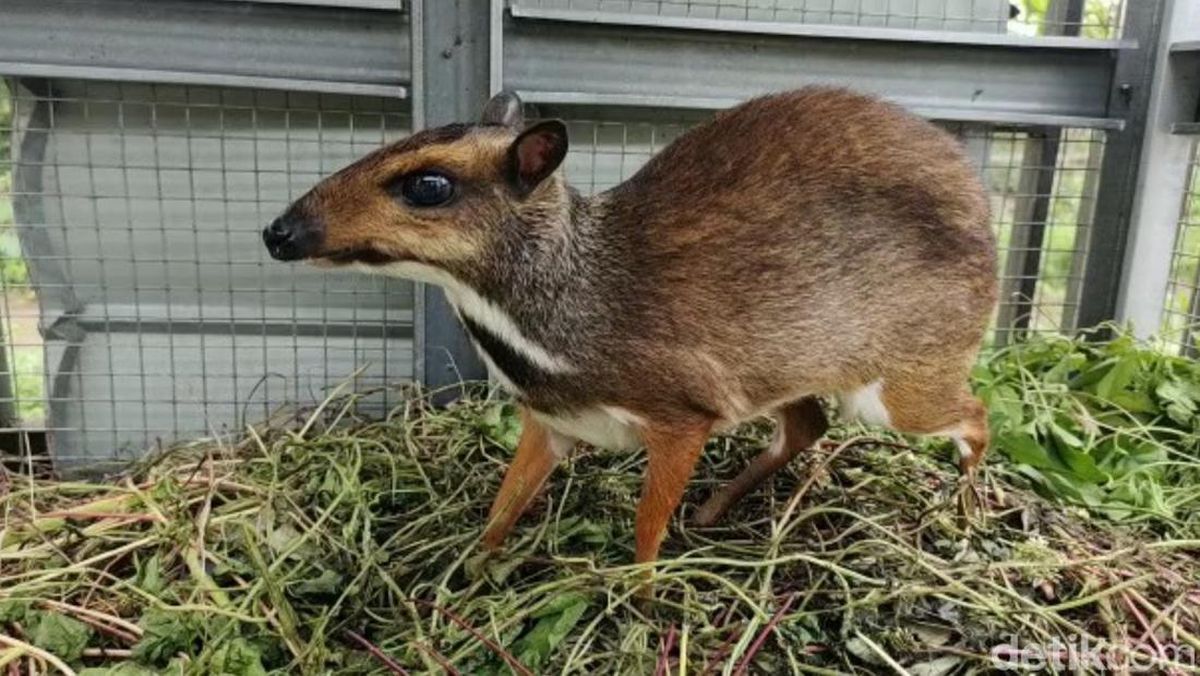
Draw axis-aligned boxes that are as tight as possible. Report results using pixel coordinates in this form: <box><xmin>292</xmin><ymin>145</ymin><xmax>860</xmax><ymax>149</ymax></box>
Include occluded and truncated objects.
<box><xmin>2</xmin><ymin>385</ymin><xmax>1200</xmax><ymax>675</ymax></box>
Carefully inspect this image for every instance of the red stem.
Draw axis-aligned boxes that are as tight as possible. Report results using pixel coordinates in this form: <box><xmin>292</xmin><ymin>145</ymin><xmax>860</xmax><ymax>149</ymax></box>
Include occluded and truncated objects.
<box><xmin>412</xmin><ymin>598</ymin><xmax>533</xmax><ymax>676</ymax></box>
<box><xmin>655</xmin><ymin>623</ymin><xmax>678</xmax><ymax>676</ymax></box>
<box><xmin>733</xmin><ymin>592</ymin><xmax>798</xmax><ymax>676</ymax></box>
<box><xmin>343</xmin><ymin>629</ymin><xmax>411</xmax><ymax>676</ymax></box>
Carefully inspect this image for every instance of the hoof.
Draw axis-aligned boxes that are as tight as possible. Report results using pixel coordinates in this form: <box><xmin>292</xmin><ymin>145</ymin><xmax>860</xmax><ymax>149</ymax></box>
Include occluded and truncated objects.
<box><xmin>692</xmin><ymin>497</ymin><xmax>726</xmax><ymax>527</ymax></box>
<box><xmin>954</xmin><ymin>472</ymin><xmax>985</xmax><ymax>529</ymax></box>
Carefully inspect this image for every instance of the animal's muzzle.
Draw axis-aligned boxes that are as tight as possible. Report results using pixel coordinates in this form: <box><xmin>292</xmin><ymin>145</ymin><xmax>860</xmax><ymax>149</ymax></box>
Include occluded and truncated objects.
<box><xmin>263</xmin><ymin>207</ymin><xmax>322</xmax><ymax>261</ymax></box>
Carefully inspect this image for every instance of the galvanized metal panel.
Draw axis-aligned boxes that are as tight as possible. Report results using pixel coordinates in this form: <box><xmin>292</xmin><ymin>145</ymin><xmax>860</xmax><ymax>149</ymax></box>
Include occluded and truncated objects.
<box><xmin>1116</xmin><ymin>0</ymin><xmax>1200</xmax><ymax>336</ymax></box>
<box><xmin>9</xmin><ymin>79</ymin><xmax>415</xmax><ymax>468</ymax></box>
<box><xmin>0</xmin><ymin>0</ymin><xmax>410</xmax><ymax>94</ymax></box>
<box><xmin>504</xmin><ymin>10</ymin><xmax>1122</xmax><ymax>127</ymax></box>
<box><xmin>513</xmin><ymin>0</ymin><xmax>1012</xmax><ymax>32</ymax></box>
<box><xmin>225</xmin><ymin>0</ymin><xmax>401</xmax><ymax>8</ymax></box>
<box><xmin>1076</xmin><ymin>0</ymin><xmax>1170</xmax><ymax>330</ymax></box>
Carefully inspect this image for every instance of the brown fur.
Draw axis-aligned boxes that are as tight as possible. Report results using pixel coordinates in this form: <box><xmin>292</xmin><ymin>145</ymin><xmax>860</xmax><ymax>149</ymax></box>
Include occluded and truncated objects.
<box><xmin>693</xmin><ymin>396</ymin><xmax>828</xmax><ymax>526</ymax></box>
<box><xmin>482</xmin><ymin>408</ymin><xmax>562</xmax><ymax>549</ymax></box>
<box><xmin>269</xmin><ymin>87</ymin><xmax>999</xmax><ymax>571</ymax></box>
<box><xmin>636</xmin><ymin>418</ymin><xmax>712</xmax><ymax>565</ymax></box>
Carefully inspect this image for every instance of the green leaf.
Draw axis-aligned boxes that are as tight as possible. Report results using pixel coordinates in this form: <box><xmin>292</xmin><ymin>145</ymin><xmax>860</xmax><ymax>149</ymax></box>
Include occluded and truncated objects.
<box><xmin>209</xmin><ymin>637</ymin><xmax>268</xmax><ymax>676</ymax></box>
<box><xmin>0</xmin><ymin>600</ymin><xmax>30</xmax><ymax>623</ymax></box>
<box><xmin>1157</xmin><ymin>380</ymin><xmax>1197</xmax><ymax>425</ymax></box>
<box><xmin>1109</xmin><ymin>391</ymin><xmax>1158</xmax><ymax>415</ymax></box>
<box><xmin>136</xmin><ymin>554</ymin><xmax>166</xmax><ymax>597</ymax></box>
<box><xmin>480</xmin><ymin>403</ymin><xmax>522</xmax><ymax>450</ymax></box>
<box><xmin>293</xmin><ymin>569</ymin><xmax>343</xmax><ymax>596</ymax></box>
<box><xmin>1044</xmin><ymin>351</ymin><xmax>1084</xmax><ymax>385</ymax></box>
<box><xmin>983</xmin><ymin>384</ymin><xmax>1026</xmax><ymax>432</ymax></box>
<box><xmin>1094</xmin><ymin>354</ymin><xmax>1138</xmax><ymax>401</ymax></box>
<box><xmin>1053</xmin><ymin>445</ymin><xmax>1107</xmax><ymax>484</ymax></box>
<box><xmin>30</xmin><ymin>611</ymin><xmax>93</xmax><ymax>663</ymax></box>
<box><xmin>1048</xmin><ymin>420</ymin><xmax>1085</xmax><ymax>448</ymax></box>
<box><xmin>998</xmin><ymin>432</ymin><xmax>1056</xmax><ymax>470</ymax></box>
<box><xmin>132</xmin><ymin>608</ymin><xmax>200</xmax><ymax>665</ymax></box>
<box><xmin>267</xmin><ymin>524</ymin><xmax>302</xmax><ymax>555</ymax></box>
<box><xmin>513</xmin><ymin>593</ymin><xmax>589</xmax><ymax>668</ymax></box>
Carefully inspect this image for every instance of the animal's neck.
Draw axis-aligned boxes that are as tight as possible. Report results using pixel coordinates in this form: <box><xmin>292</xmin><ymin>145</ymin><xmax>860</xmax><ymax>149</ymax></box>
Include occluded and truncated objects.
<box><xmin>388</xmin><ymin>187</ymin><xmax>619</xmax><ymax>395</ymax></box>
<box><xmin>467</xmin><ymin>189</ymin><xmax>614</xmax><ymax>340</ymax></box>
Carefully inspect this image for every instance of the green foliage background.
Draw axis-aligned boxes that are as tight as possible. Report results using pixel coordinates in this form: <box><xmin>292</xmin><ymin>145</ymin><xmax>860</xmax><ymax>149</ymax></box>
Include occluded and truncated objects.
<box><xmin>1</xmin><ymin>79</ymin><xmax>46</xmax><ymax>423</ymax></box>
<box><xmin>1011</xmin><ymin>0</ymin><xmax>1120</xmax><ymax>38</ymax></box>
<box><xmin>0</xmin><ymin>78</ymin><xmax>21</xmax><ymax>285</ymax></box>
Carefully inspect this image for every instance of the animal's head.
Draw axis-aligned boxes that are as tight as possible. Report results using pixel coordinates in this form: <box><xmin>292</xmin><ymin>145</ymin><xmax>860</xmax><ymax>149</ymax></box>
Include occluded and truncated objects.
<box><xmin>262</xmin><ymin>91</ymin><xmax>569</xmax><ymax>269</ymax></box>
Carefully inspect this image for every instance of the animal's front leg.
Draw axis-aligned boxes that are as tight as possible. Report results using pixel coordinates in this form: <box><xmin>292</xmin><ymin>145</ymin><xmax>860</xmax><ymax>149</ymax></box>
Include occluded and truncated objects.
<box><xmin>482</xmin><ymin>407</ymin><xmax>573</xmax><ymax>549</ymax></box>
<box><xmin>635</xmin><ymin>418</ymin><xmax>713</xmax><ymax>571</ymax></box>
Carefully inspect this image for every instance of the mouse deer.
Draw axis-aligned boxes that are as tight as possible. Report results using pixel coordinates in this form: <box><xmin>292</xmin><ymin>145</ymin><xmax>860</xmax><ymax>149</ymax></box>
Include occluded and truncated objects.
<box><xmin>264</xmin><ymin>87</ymin><xmax>997</xmax><ymax>572</ymax></box>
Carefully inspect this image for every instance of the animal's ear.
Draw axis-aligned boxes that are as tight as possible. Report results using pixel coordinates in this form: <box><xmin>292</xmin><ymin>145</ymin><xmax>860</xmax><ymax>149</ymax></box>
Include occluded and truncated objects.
<box><xmin>507</xmin><ymin>120</ymin><xmax>568</xmax><ymax>196</ymax></box>
<box><xmin>481</xmin><ymin>90</ymin><xmax>524</xmax><ymax>129</ymax></box>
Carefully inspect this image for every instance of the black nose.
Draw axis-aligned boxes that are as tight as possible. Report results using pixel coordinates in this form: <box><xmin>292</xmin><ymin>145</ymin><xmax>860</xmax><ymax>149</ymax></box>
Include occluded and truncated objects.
<box><xmin>263</xmin><ymin>210</ymin><xmax>318</xmax><ymax>261</ymax></box>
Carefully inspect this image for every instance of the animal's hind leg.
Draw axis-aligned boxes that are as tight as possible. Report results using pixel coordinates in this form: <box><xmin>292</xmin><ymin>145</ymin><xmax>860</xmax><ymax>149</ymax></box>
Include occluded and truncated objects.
<box><xmin>881</xmin><ymin>376</ymin><xmax>989</xmax><ymax>516</ymax></box>
<box><xmin>693</xmin><ymin>397</ymin><xmax>827</xmax><ymax>526</ymax></box>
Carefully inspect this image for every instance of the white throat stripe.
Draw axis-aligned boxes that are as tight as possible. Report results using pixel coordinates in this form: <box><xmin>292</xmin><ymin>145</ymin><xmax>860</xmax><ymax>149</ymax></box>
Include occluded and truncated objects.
<box><xmin>351</xmin><ymin>261</ymin><xmax>575</xmax><ymax>376</ymax></box>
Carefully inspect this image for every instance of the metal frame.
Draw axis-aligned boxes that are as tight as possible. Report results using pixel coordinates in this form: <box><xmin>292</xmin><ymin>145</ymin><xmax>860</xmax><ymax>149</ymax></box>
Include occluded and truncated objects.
<box><xmin>0</xmin><ymin>0</ymin><xmax>1186</xmax><ymax>464</ymax></box>
<box><xmin>410</xmin><ymin>0</ymin><xmax>490</xmax><ymax>393</ymax></box>
<box><xmin>1113</xmin><ymin>0</ymin><xmax>1200</xmax><ymax>335</ymax></box>
<box><xmin>508</xmin><ymin>4</ymin><xmax>1134</xmax><ymax>49</ymax></box>
<box><xmin>503</xmin><ymin>7</ymin><xmax>1128</xmax><ymax>129</ymax></box>
<box><xmin>1075</xmin><ymin>0</ymin><xmax>1170</xmax><ymax>329</ymax></box>
<box><xmin>1</xmin><ymin>0</ymin><xmax>1136</xmax><ymax>130</ymax></box>
<box><xmin>0</xmin><ymin>0</ymin><xmax>410</xmax><ymax>97</ymax></box>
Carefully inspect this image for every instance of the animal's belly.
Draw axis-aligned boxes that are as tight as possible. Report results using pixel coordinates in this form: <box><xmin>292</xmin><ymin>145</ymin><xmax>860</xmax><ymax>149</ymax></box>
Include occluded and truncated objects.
<box><xmin>531</xmin><ymin>407</ymin><xmax>644</xmax><ymax>451</ymax></box>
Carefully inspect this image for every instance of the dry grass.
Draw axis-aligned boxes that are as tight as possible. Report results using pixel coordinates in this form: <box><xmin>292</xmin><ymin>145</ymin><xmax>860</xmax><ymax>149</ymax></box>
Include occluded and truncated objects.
<box><xmin>2</xmin><ymin>385</ymin><xmax>1199</xmax><ymax>675</ymax></box>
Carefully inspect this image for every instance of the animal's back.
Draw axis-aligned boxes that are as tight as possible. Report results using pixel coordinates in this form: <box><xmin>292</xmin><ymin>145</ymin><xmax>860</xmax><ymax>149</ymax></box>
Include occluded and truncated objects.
<box><xmin>605</xmin><ymin>87</ymin><xmax>997</xmax><ymax>400</ymax></box>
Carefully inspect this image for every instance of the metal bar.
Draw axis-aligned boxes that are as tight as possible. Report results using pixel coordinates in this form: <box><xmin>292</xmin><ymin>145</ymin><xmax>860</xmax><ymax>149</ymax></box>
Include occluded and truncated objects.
<box><xmin>0</xmin><ymin>0</ymin><xmax>410</xmax><ymax>91</ymax></box>
<box><xmin>1012</xmin><ymin>131</ymin><xmax>1063</xmax><ymax>336</ymax></box>
<box><xmin>1104</xmin><ymin>0</ymin><xmax>1194</xmax><ymax>334</ymax></box>
<box><xmin>210</xmin><ymin>0</ymin><xmax>402</xmax><ymax>8</ymax></box>
<box><xmin>508</xmin><ymin>4</ymin><xmax>1135</xmax><ymax>50</ymax></box>
<box><xmin>410</xmin><ymin>0</ymin><xmax>488</xmax><ymax>395</ymax></box>
<box><xmin>0</xmin><ymin>63</ymin><xmax>407</xmax><ymax>99</ymax></box>
<box><xmin>0</xmin><ymin>324</ymin><xmax>16</xmax><ymax>429</ymax></box>
<box><xmin>504</xmin><ymin>7</ymin><xmax>1122</xmax><ymax>128</ymax></box>
<box><xmin>490</xmin><ymin>0</ymin><xmax>505</xmax><ymax>95</ymax></box>
<box><xmin>1183</xmin><ymin>252</ymin><xmax>1200</xmax><ymax>358</ymax></box>
<box><xmin>409</xmin><ymin>0</ymin><xmax>427</xmax><ymax>387</ymax></box>
<box><xmin>1064</xmin><ymin>133</ymin><xmax>1106</xmax><ymax>330</ymax></box>
<box><xmin>517</xmin><ymin>90</ymin><xmax>1125</xmax><ymax>129</ymax></box>
<box><xmin>68</xmin><ymin>319</ymin><xmax>413</xmax><ymax>340</ymax></box>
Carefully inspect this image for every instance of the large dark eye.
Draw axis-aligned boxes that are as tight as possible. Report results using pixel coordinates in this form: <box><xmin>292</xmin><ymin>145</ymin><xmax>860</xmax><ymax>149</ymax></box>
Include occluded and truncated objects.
<box><xmin>398</xmin><ymin>172</ymin><xmax>455</xmax><ymax>207</ymax></box>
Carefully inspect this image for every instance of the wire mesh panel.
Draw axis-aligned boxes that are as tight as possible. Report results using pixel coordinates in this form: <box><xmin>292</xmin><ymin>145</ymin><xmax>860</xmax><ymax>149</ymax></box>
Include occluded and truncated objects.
<box><xmin>0</xmin><ymin>78</ymin><xmax>414</xmax><ymax>471</ymax></box>
<box><xmin>983</xmin><ymin>127</ymin><xmax>1105</xmax><ymax>342</ymax></box>
<box><xmin>512</xmin><ymin>0</ymin><xmax>1125</xmax><ymax>37</ymax></box>
<box><xmin>1163</xmin><ymin>141</ymin><xmax>1200</xmax><ymax>357</ymax></box>
<box><xmin>537</xmin><ymin>105</ymin><xmax>1105</xmax><ymax>341</ymax></box>
<box><xmin>554</xmin><ymin>108</ymin><xmax>700</xmax><ymax>194</ymax></box>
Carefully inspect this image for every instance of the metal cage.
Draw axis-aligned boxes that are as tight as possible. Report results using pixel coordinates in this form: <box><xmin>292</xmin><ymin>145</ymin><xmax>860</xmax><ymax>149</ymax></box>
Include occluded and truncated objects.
<box><xmin>2</xmin><ymin>0</ymin><xmax>1194</xmax><ymax>473</ymax></box>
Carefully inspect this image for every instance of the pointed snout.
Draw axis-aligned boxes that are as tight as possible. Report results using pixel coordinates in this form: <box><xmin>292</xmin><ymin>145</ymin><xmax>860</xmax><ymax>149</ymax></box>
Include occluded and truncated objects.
<box><xmin>263</xmin><ymin>205</ymin><xmax>323</xmax><ymax>262</ymax></box>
